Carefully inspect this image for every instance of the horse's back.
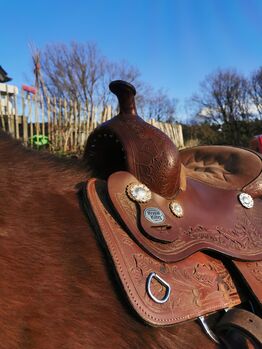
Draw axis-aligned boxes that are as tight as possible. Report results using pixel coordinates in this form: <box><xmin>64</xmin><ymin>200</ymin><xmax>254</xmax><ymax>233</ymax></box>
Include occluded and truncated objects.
<box><xmin>0</xmin><ymin>132</ymin><xmax>216</xmax><ymax>348</ymax></box>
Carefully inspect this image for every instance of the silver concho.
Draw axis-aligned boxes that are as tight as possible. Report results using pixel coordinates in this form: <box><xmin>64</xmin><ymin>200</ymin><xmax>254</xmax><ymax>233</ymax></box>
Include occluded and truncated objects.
<box><xmin>126</xmin><ymin>183</ymin><xmax>151</xmax><ymax>203</ymax></box>
<box><xmin>238</xmin><ymin>192</ymin><xmax>254</xmax><ymax>209</ymax></box>
<box><xmin>169</xmin><ymin>201</ymin><xmax>183</xmax><ymax>218</ymax></box>
<box><xmin>144</xmin><ymin>207</ymin><xmax>165</xmax><ymax>224</ymax></box>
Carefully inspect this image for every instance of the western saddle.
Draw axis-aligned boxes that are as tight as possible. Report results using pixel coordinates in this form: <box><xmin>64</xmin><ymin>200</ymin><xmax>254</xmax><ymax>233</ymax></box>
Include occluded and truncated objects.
<box><xmin>83</xmin><ymin>80</ymin><xmax>262</xmax><ymax>347</ymax></box>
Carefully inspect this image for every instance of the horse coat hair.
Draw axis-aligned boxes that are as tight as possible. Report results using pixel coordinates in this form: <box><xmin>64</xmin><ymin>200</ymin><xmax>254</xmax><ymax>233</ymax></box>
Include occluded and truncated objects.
<box><xmin>0</xmin><ymin>130</ymin><xmax>249</xmax><ymax>349</ymax></box>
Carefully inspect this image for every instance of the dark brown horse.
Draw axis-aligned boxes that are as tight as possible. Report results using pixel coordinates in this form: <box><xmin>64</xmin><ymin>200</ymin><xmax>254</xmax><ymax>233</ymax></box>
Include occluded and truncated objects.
<box><xmin>0</xmin><ymin>129</ymin><xmax>216</xmax><ymax>349</ymax></box>
<box><xmin>0</xmin><ymin>81</ymin><xmax>261</xmax><ymax>349</ymax></box>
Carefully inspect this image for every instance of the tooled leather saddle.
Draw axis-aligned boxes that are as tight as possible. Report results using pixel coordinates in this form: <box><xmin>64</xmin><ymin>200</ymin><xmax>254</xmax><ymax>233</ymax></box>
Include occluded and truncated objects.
<box><xmin>83</xmin><ymin>80</ymin><xmax>262</xmax><ymax>346</ymax></box>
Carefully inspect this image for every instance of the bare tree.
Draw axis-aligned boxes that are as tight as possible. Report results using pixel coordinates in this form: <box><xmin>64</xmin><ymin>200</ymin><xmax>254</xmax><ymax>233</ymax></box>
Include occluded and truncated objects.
<box><xmin>191</xmin><ymin>69</ymin><xmax>251</xmax><ymax>124</ymax></box>
<box><xmin>249</xmin><ymin>67</ymin><xmax>262</xmax><ymax>118</ymax></box>
<box><xmin>34</xmin><ymin>41</ymin><xmax>178</xmax><ymax>122</ymax></box>
<box><xmin>146</xmin><ymin>88</ymin><xmax>177</xmax><ymax>122</ymax></box>
<box><xmin>190</xmin><ymin>69</ymin><xmax>252</xmax><ymax>145</ymax></box>
<box><xmin>37</xmin><ymin>42</ymin><xmax>143</xmax><ymax>113</ymax></box>
<box><xmin>97</xmin><ymin>60</ymin><xmax>141</xmax><ymax>109</ymax></box>
<box><xmin>40</xmin><ymin>42</ymin><xmax>106</xmax><ymax>110</ymax></box>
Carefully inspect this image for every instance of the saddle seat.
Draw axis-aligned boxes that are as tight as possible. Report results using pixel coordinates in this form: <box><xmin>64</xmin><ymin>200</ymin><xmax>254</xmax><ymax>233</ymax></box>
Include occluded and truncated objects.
<box><xmin>83</xmin><ymin>81</ymin><xmax>262</xmax><ymax>339</ymax></box>
<box><xmin>180</xmin><ymin>145</ymin><xmax>262</xmax><ymax>196</ymax></box>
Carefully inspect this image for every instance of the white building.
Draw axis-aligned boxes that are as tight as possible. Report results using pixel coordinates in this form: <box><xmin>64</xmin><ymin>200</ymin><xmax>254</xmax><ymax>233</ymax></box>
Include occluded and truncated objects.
<box><xmin>0</xmin><ymin>83</ymin><xmax>19</xmax><ymax>114</ymax></box>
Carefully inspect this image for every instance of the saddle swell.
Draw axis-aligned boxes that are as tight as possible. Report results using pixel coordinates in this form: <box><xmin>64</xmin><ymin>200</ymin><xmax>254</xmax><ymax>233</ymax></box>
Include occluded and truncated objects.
<box><xmin>84</xmin><ymin>80</ymin><xmax>182</xmax><ymax>199</ymax></box>
<box><xmin>83</xmin><ymin>80</ymin><xmax>262</xmax><ymax>344</ymax></box>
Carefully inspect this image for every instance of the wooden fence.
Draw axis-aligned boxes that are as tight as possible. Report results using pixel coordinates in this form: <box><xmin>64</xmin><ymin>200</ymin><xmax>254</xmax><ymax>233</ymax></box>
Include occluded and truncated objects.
<box><xmin>0</xmin><ymin>88</ymin><xmax>184</xmax><ymax>153</ymax></box>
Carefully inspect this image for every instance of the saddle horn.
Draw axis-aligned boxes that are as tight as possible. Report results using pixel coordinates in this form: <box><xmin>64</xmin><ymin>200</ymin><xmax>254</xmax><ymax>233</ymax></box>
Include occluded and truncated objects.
<box><xmin>84</xmin><ymin>80</ymin><xmax>182</xmax><ymax>199</ymax></box>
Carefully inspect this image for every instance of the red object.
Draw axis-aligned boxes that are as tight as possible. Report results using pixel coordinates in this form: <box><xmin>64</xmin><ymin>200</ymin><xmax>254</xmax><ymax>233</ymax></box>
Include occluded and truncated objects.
<box><xmin>22</xmin><ymin>85</ymin><xmax>37</xmax><ymax>95</ymax></box>
<box><xmin>258</xmin><ymin>135</ymin><xmax>262</xmax><ymax>154</ymax></box>
<box><xmin>250</xmin><ymin>135</ymin><xmax>262</xmax><ymax>153</ymax></box>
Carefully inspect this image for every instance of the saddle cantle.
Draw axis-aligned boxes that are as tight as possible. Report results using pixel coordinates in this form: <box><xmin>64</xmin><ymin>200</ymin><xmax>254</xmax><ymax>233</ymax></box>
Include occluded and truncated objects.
<box><xmin>83</xmin><ymin>81</ymin><xmax>262</xmax><ymax>344</ymax></box>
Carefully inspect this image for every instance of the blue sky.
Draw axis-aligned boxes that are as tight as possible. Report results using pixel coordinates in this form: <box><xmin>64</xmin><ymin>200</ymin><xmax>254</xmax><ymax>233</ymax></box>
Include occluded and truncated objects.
<box><xmin>2</xmin><ymin>0</ymin><xmax>262</xmax><ymax>115</ymax></box>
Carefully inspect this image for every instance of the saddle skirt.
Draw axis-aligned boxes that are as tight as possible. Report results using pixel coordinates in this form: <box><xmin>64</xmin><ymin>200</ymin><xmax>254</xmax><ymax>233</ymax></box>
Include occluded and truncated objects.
<box><xmin>84</xmin><ymin>166</ymin><xmax>262</xmax><ymax>326</ymax></box>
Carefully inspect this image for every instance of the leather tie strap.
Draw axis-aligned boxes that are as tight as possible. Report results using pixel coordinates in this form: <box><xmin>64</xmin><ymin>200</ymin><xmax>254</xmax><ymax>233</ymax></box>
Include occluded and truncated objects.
<box><xmin>215</xmin><ymin>308</ymin><xmax>262</xmax><ymax>348</ymax></box>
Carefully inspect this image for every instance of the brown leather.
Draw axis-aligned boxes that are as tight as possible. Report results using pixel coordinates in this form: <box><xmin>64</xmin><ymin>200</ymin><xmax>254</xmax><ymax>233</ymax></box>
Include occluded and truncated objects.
<box><xmin>180</xmin><ymin>146</ymin><xmax>262</xmax><ymax>194</ymax></box>
<box><xmin>216</xmin><ymin>308</ymin><xmax>262</xmax><ymax>347</ymax></box>
<box><xmin>83</xmin><ymin>80</ymin><xmax>262</xmax><ymax>341</ymax></box>
<box><xmin>84</xmin><ymin>80</ymin><xmax>181</xmax><ymax>199</ymax></box>
<box><xmin>107</xmin><ymin>171</ymin><xmax>262</xmax><ymax>262</ymax></box>
<box><xmin>85</xmin><ymin>178</ymin><xmax>242</xmax><ymax>326</ymax></box>
<box><xmin>233</xmin><ymin>260</ymin><xmax>262</xmax><ymax>304</ymax></box>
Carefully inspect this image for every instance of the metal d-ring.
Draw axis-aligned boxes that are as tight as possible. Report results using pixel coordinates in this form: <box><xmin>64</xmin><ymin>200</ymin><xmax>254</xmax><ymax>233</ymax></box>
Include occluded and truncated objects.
<box><xmin>146</xmin><ymin>272</ymin><xmax>171</xmax><ymax>304</ymax></box>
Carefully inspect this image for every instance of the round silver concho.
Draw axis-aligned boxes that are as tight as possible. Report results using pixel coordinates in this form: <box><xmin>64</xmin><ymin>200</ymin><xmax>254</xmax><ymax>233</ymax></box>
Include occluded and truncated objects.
<box><xmin>126</xmin><ymin>183</ymin><xmax>152</xmax><ymax>203</ymax></box>
<box><xmin>169</xmin><ymin>201</ymin><xmax>183</xmax><ymax>218</ymax></box>
<box><xmin>144</xmin><ymin>207</ymin><xmax>165</xmax><ymax>224</ymax></box>
<box><xmin>238</xmin><ymin>192</ymin><xmax>254</xmax><ymax>209</ymax></box>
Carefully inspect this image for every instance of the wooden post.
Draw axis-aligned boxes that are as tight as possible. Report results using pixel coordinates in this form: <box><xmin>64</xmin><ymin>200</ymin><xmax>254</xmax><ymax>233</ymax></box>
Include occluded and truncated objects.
<box><xmin>73</xmin><ymin>100</ymin><xmax>78</xmax><ymax>152</ymax></box>
<box><xmin>47</xmin><ymin>97</ymin><xmax>51</xmax><ymax>150</ymax></box>
<box><xmin>22</xmin><ymin>115</ymin><xmax>28</xmax><ymax>145</ymax></box>
<box><xmin>41</xmin><ymin>94</ymin><xmax>45</xmax><ymax>137</ymax></box>
<box><xmin>163</xmin><ymin>122</ymin><xmax>169</xmax><ymax>140</ymax></box>
<box><xmin>53</xmin><ymin>96</ymin><xmax>57</xmax><ymax>151</ymax></box>
<box><xmin>21</xmin><ymin>90</ymin><xmax>27</xmax><ymax>144</ymax></box>
<box><xmin>6</xmin><ymin>85</ymin><xmax>12</xmax><ymax>135</ymax></box>
<box><xmin>100</xmin><ymin>106</ymin><xmax>106</xmax><ymax>123</ymax></box>
<box><xmin>107</xmin><ymin>105</ymin><xmax>112</xmax><ymax>121</ymax></box>
<box><xmin>14</xmin><ymin>93</ymin><xmax>19</xmax><ymax>139</ymax></box>
<box><xmin>34</xmin><ymin>94</ymin><xmax>39</xmax><ymax>147</ymax></box>
<box><xmin>85</xmin><ymin>99</ymin><xmax>89</xmax><ymax>139</ymax></box>
<box><xmin>0</xmin><ymin>92</ymin><xmax>5</xmax><ymax>131</ymax></box>
<box><xmin>169</xmin><ymin>123</ymin><xmax>175</xmax><ymax>145</ymax></box>
<box><xmin>167</xmin><ymin>123</ymin><xmax>173</xmax><ymax>143</ymax></box>
<box><xmin>86</xmin><ymin>102</ymin><xmax>91</xmax><ymax>138</ymax></box>
<box><xmin>21</xmin><ymin>89</ymin><xmax>25</xmax><ymax>117</ymax></box>
<box><xmin>177</xmin><ymin>124</ymin><xmax>184</xmax><ymax>148</ymax></box>
<box><xmin>78</xmin><ymin>101</ymin><xmax>83</xmax><ymax>151</ymax></box>
<box><xmin>58</xmin><ymin>98</ymin><xmax>62</xmax><ymax>151</ymax></box>
<box><xmin>63</xmin><ymin>99</ymin><xmax>68</xmax><ymax>153</ymax></box>
<box><xmin>92</xmin><ymin>106</ymin><xmax>97</xmax><ymax>131</ymax></box>
<box><xmin>69</xmin><ymin>100</ymin><xmax>73</xmax><ymax>153</ymax></box>
<box><xmin>28</xmin><ymin>94</ymin><xmax>33</xmax><ymax>147</ymax></box>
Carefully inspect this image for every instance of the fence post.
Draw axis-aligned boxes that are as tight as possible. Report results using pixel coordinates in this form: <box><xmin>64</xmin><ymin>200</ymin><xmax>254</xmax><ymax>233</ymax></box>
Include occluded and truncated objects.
<box><xmin>0</xmin><ymin>93</ymin><xmax>5</xmax><ymax>131</ymax></box>
<box><xmin>14</xmin><ymin>93</ymin><xmax>19</xmax><ymax>139</ymax></box>
<box><xmin>73</xmin><ymin>100</ymin><xmax>78</xmax><ymax>153</ymax></box>
<box><xmin>41</xmin><ymin>94</ymin><xmax>45</xmax><ymax>137</ymax></box>
<box><xmin>22</xmin><ymin>115</ymin><xmax>28</xmax><ymax>145</ymax></box>
<box><xmin>47</xmin><ymin>97</ymin><xmax>51</xmax><ymax>150</ymax></box>
<box><xmin>5</xmin><ymin>85</ymin><xmax>13</xmax><ymax>135</ymax></box>
<box><xmin>28</xmin><ymin>94</ymin><xmax>33</xmax><ymax>147</ymax></box>
<box><xmin>58</xmin><ymin>98</ymin><xmax>62</xmax><ymax>151</ymax></box>
<box><xmin>53</xmin><ymin>96</ymin><xmax>57</xmax><ymax>151</ymax></box>
<box><xmin>34</xmin><ymin>94</ymin><xmax>39</xmax><ymax>147</ymax></box>
<box><xmin>21</xmin><ymin>90</ymin><xmax>27</xmax><ymax>143</ymax></box>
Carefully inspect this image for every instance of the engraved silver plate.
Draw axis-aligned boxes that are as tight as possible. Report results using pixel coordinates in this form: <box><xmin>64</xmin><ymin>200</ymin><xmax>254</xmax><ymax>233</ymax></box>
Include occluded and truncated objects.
<box><xmin>169</xmin><ymin>201</ymin><xmax>183</xmax><ymax>218</ymax></box>
<box><xmin>126</xmin><ymin>183</ymin><xmax>151</xmax><ymax>203</ymax></box>
<box><xmin>144</xmin><ymin>207</ymin><xmax>165</xmax><ymax>224</ymax></box>
<box><xmin>238</xmin><ymin>192</ymin><xmax>254</xmax><ymax>209</ymax></box>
